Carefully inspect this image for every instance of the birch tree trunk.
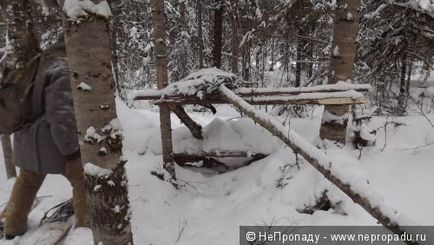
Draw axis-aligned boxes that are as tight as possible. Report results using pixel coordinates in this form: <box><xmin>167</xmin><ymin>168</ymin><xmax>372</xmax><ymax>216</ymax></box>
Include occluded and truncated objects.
<box><xmin>1</xmin><ymin>135</ymin><xmax>16</xmax><ymax>179</ymax></box>
<box><xmin>319</xmin><ymin>0</ymin><xmax>361</xmax><ymax>144</ymax></box>
<box><xmin>152</xmin><ymin>0</ymin><xmax>176</xmax><ymax>181</ymax></box>
<box><xmin>62</xmin><ymin>1</ymin><xmax>134</xmax><ymax>244</ymax></box>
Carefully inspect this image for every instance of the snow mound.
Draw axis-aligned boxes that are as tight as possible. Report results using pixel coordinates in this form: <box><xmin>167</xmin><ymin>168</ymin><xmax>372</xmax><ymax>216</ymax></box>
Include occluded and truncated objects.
<box><xmin>144</xmin><ymin>118</ymin><xmax>282</xmax><ymax>156</ymax></box>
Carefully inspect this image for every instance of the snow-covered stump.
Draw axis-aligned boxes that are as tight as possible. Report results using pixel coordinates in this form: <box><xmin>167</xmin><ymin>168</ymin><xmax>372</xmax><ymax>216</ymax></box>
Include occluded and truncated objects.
<box><xmin>219</xmin><ymin>85</ymin><xmax>418</xmax><ymax>241</ymax></box>
<box><xmin>319</xmin><ymin>104</ymin><xmax>349</xmax><ymax>144</ymax></box>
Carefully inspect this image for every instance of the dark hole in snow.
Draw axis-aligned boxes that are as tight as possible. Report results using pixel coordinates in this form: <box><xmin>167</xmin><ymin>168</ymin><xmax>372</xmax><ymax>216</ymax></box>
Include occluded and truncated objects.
<box><xmin>150</xmin><ymin>170</ymin><xmax>164</xmax><ymax>181</ymax></box>
<box><xmin>175</xmin><ymin>154</ymin><xmax>268</xmax><ymax>175</ymax></box>
<box><xmin>297</xmin><ymin>191</ymin><xmax>345</xmax><ymax>215</ymax></box>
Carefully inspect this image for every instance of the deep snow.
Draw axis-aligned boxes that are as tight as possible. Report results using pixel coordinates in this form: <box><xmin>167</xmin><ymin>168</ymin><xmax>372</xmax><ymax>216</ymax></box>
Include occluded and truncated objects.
<box><xmin>1</xmin><ymin>100</ymin><xmax>434</xmax><ymax>244</ymax></box>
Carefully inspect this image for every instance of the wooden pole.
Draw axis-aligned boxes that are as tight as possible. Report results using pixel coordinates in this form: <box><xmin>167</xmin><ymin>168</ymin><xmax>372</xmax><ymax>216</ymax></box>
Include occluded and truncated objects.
<box><xmin>152</xmin><ymin>0</ymin><xmax>176</xmax><ymax>180</ymax></box>
<box><xmin>219</xmin><ymin>85</ymin><xmax>417</xmax><ymax>244</ymax></box>
<box><xmin>1</xmin><ymin>135</ymin><xmax>16</xmax><ymax>179</ymax></box>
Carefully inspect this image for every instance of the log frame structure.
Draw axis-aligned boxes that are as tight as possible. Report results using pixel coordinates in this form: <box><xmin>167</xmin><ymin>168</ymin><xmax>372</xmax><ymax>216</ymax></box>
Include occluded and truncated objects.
<box><xmin>134</xmin><ymin>82</ymin><xmax>371</xmax><ymax>169</ymax></box>
<box><xmin>134</xmin><ymin>81</ymin><xmax>419</xmax><ymax>242</ymax></box>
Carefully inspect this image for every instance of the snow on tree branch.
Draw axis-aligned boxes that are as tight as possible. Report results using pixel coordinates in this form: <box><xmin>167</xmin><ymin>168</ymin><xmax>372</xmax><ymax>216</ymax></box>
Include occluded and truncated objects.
<box><xmin>389</xmin><ymin>0</ymin><xmax>434</xmax><ymax>17</ymax></box>
<box><xmin>0</xmin><ymin>31</ymin><xmax>13</xmax><ymax>65</ymax></box>
<box><xmin>63</xmin><ymin>0</ymin><xmax>112</xmax><ymax>21</ymax></box>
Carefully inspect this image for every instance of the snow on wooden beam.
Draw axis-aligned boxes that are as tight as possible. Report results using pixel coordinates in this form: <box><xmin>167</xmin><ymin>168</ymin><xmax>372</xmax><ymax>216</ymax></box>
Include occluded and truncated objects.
<box><xmin>218</xmin><ymin>84</ymin><xmax>418</xmax><ymax>239</ymax></box>
<box><xmin>135</xmin><ymin>90</ymin><xmax>367</xmax><ymax>106</ymax></box>
<box><xmin>132</xmin><ymin>82</ymin><xmax>371</xmax><ymax>100</ymax></box>
<box><xmin>236</xmin><ymin>82</ymin><xmax>371</xmax><ymax>96</ymax></box>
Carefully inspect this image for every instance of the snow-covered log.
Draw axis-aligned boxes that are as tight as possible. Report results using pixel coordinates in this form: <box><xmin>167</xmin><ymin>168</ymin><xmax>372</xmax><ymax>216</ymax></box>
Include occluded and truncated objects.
<box><xmin>235</xmin><ymin>82</ymin><xmax>371</xmax><ymax>95</ymax></box>
<box><xmin>218</xmin><ymin>85</ymin><xmax>418</xmax><ymax>239</ymax></box>
<box><xmin>174</xmin><ymin>150</ymin><xmax>267</xmax><ymax>162</ymax></box>
<box><xmin>132</xmin><ymin>82</ymin><xmax>371</xmax><ymax>100</ymax></box>
<box><xmin>140</xmin><ymin>91</ymin><xmax>367</xmax><ymax>105</ymax></box>
<box><xmin>132</xmin><ymin>68</ymin><xmax>370</xmax><ymax>106</ymax></box>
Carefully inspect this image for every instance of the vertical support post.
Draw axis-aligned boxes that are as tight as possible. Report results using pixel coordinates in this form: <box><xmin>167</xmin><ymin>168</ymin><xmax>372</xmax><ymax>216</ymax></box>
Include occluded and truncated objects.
<box><xmin>151</xmin><ymin>0</ymin><xmax>176</xmax><ymax>180</ymax></box>
<box><xmin>1</xmin><ymin>135</ymin><xmax>16</xmax><ymax>179</ymax></box>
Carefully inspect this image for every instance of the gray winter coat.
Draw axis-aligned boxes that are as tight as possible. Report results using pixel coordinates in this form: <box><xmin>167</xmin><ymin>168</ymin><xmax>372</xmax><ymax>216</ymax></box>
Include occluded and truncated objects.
<box><xmin>13</xmin><ymin>49</ymin><xmax>79</xmax><ymax>174</ymax></box>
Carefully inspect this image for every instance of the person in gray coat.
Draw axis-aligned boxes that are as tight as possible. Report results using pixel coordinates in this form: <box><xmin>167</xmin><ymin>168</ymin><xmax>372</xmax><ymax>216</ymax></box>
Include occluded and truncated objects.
<box><xmin>3</xmin><ymin>39</ymin><xmax>88</xmax><ymax>239</ymax></box>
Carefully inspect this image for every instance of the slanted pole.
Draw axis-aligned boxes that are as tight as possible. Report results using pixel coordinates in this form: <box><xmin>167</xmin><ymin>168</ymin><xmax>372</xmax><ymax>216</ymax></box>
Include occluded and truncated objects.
<box><xmin>152</xmin><ymin>0</ymin><xmax>176</xmax><ymax>180</ymax></box>
<box><xmin>219</xmin><ymin>85</ymin><xmax>417</xmax><ymax>243</ymax></box>
<box><xmin>171</xmin><ymin>105</ymin><xmax>203</xmax><ymax>140</ymax></box>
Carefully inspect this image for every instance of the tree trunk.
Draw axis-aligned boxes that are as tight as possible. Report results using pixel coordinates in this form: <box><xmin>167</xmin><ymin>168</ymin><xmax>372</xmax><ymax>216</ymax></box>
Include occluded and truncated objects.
<box><xmin>196</xmin><ymin>0</ymin><xmax>204</xmax><ymax>68</ymax></box>
<box><xmin>1</xmin><ymin>135</ymin><xmax>16</xmax><ymax>179</ymax></box>
<box><xmin>109</xmin><ymin>0</ymin><xmax>124</xmax><ymax>100</ymax></box>
<box><xmin>319</xmin><ymin>0</ymin><xmax>361</xmax><ymax>144</ymax></box>
<box><xmin>295</xmin><ymin>29</ymin><xmax>304</xmax><ymax>87</ymax></box>
<box><xmin>178</xmin><ymin>0</ymin><xmax>189</xmax><ymax>79</ymax></box>
<box><xmin>152</xmin><ymin>0</ymin><xmax>176</xmax><ymax>180</ymax></box>
<box><xmin>62</xmin><ymin>2</ymin><xmax>134</xmax><ymax>244</ymax></box>
<box><xmin>405</xmin><ymin>59</ymin><xmax>412</xmax><ymax>108</ymax></box>
<box><xmin>2</xmin><ymin>0</ymin><xmax>39</xmax><ymax>69</ymax></box>
<box><xmin>398</xmin><ymin>51</ymin><xmax>408</xmax><ymax>116</ymax></box>
<box><xmin>230</xmin><ymin>0</ymin><xmax>240</xmax><ymax>74</ymax></box>
<box><xmin>242</xmin><ymin>41</ymin><xmax>251</xmax><ymax>81</ymax></box>
<box><xmin>212</xmin><ymin>0</ymin><xmax>224</xmax><ymax>68</ymax></box>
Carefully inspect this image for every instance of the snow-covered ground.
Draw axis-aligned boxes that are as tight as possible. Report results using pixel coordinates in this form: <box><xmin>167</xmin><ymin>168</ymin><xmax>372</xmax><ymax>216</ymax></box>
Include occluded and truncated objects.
<box><xmin>1</xmin><ymin>100</ymin><xmax>434</xmax><ymax>244</ymax></box>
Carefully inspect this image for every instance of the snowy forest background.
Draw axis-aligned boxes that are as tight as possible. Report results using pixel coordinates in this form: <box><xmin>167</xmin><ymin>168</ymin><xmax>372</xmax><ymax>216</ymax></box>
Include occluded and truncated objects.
<box><xmin>1</xmin><ymin>0</ymin><xmax>434</xmax><ymax>244</ymax></box>
<box><xmin>1</xmin><ymin>0</ymin><xmax>431</xmax><ymax>113</ymax></box>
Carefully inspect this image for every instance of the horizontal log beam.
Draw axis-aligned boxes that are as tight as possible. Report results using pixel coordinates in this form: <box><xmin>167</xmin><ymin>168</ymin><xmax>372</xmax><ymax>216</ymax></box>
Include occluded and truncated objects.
<box><xmin>133</xmin><ymin>83</ymin><xmax>371</xmax><ymax>100</ymax></box>
<box><xmin>151</xmin><ymin>95</ymin><xmax>366</xmax><ymax>106</ymax></box>
<box><xmin>235</xmin><ymin>84</ymin><xmax>371</xmax><ymax>96</ymax></box>
<box><xmin>134</xmin><ymin>86</ymin><xmax>369</xmax><ymax>106</ymax></box>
